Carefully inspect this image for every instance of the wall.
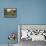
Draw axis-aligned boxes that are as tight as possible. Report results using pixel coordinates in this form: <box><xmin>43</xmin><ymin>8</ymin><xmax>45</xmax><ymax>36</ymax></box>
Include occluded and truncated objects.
<box><xmin>0</xmin><ymin>0</ymin><xmax>46</xmax><ymax>44</ymax></box>
<box><xmin>20</xmin><ymin>0</ymin><xmax>46</xmax><ymax>24</ymax></box>
<box><xmin>0</xmin><ymin>0</ymin><xmax>19</xmax><ymax>44</ymax></box>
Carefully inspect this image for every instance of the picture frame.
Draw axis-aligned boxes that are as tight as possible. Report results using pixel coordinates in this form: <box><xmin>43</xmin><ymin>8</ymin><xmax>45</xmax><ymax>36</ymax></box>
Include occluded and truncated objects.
<box><xmin>18</xmin><ymin>24</ymin><xmax>46</xmax><ymax>41</ymax></box>
<box><xmin>4</xmin><ymin>8</ymin><xmax>17</xmax><ymax>18</ymax></box>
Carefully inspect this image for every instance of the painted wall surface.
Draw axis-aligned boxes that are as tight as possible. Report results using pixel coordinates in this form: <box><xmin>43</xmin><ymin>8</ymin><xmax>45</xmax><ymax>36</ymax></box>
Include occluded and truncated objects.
<box><xmin>0</xmin><ymin>0</ymin><xmax>46</xmax><ymax>44</ymax></box>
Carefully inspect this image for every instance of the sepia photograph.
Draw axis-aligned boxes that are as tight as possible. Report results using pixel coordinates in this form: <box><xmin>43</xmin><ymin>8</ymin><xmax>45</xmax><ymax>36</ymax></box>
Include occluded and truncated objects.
<box><xmin>4</xmin><ymin>8</ymin><xmax>17</xmax><ymax>18</ymax></box>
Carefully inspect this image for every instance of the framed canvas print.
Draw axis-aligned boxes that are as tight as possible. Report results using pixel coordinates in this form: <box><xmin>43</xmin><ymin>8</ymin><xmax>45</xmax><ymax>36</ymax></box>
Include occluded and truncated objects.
<box><xmin>18</xmin><ymin>24</ymin><xmax>46</xmax><ymax>46</ymax></box>
<box><xmin>18</xmin><ymin>24</ymin><xmax>46</xmax><ymax>41</ymax></box>
<box><xmin>4</xmin><ymin>8</ymin><xmax>17</xmax><ymax>18</ymax></box>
